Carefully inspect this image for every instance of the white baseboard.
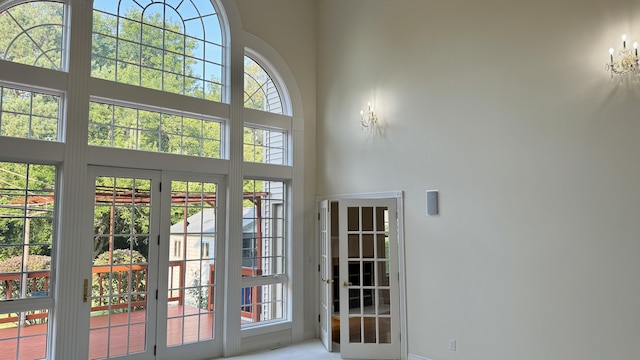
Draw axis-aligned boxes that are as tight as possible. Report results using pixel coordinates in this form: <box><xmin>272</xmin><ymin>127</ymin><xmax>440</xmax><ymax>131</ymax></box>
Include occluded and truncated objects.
<box><xmin>408</xmin><ymin>354</ymin><xmax>433</xmax><ymax>360</ymax></box>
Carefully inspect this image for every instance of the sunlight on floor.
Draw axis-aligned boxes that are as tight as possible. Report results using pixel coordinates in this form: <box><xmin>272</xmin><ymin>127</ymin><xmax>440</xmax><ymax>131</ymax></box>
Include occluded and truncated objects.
<box><xmin>219</xmin><ymin>339</ymin><xmax>340</xmax><ymax>359</ymax></box>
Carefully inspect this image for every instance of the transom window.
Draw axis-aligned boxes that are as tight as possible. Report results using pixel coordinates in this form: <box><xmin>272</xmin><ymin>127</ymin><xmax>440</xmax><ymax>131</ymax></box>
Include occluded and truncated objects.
<box><xmin>0</xmin><ymin>84</ymin><xmax>62</xmax><ymax>142</ymax></box>
<box><xmin>92</xmin><ymin>0</ymin><xmax>224</xmax><ymax>101</ymax></box>
<box><xmin>243</xmin><ymin>126</ymin><xmax>287</xmax><ymax>165</ymax></box>
<box><xmin>244</xmin><ymin>55</ymin><xmax>283</xmax><ymax>114</ymax></box>
<box><xmin>88</xmin><ymin>101</ymin><xmax>223</xmax><ymax>158</ymax></box>
<box><xmin>0</xmin><ymin>1</ymin><xmax>65</xmax><ymax>70</ymax></box>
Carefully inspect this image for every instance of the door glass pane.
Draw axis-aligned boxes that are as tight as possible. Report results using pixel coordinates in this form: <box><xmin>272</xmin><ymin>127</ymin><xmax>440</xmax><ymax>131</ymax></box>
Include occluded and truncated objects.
<box><xmin>348</xmin><ymin>289</ymin><xmax>360</xmax><ymax>315</ymax></box>
<box><xmin>348</xmin><ymin>235</ymin><xmax>359</xmax><ymax>258</ymax></box>
<box><xmin>349</xmin><ymin>317</ymin><xmax>361</xmax><ymax>343</ymax></box>
<box><xmin>347</xmin><ymin>207</ymin><xmax>359</xmax><ymax>231</ymax></box>
<box><xmin>0</xmin><ymin>311</ymin><xmax>48</xmax><ymax>360</ymax></box>
<box><xmin>361</xmin><ymin>207</ymin><xmax>373</xmax><ymax>231</ymax></box>
<box><xmin>363</xmin><ymin>317</ymin><xmax>376</xmax><ymax>343</ymax></box>
<box><xmin>166</xmin><ymin>180</ymin><xmax>218</xmax><ymax>346</ymax></box>
<box><xmin>348</xmin><ymin>261</ymin><xmax>360</xmax><ymax>286</ymax></box>
<box><xmin>378</xmin><ymin>289</ymin><xmax>391</xmax><ymax>315</ymax></box>
<box><xmin>362</xmin><ymin>289</ymin><xmax>375</xmax><ymax>314</ymax></box>
<box><xmin>362</xmin><ymin>234</ymin><xmax>374</xmax><ymax>258</ymax></box>
<box><xmin>376</xmin><ymin>206</ymin><xmax>387</xmax><ymax>231</ymax></box>
<box><xmin>379</xmin><ymin>317</ymin><xmax>391</xmax><ymax>344</ymax></box>
<box><xmin>363</xmin><ymin>261</ymin><xmax>374</xmax><ymax>286</ymax></box>
<box><xmin>376</xmin><ymin>234</ymin><xmax>388</xmax><ymax>259</ymax></box>
<box><xmin>90</xmin><ymin>176</ymin><xmax>151</xmax><ymax>359</ymax></box>
<box><xmin>377</xmin><ymin>261</ymin><xmax>389</xmax><ymax>286</ymax></box>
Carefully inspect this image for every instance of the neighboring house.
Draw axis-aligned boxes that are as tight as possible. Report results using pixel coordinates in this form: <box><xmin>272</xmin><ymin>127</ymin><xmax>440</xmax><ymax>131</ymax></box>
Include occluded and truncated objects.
<box><xmin>168</xmin><ymin>207</ymin><xmax>263</xmax><ymax>313</ymax></box>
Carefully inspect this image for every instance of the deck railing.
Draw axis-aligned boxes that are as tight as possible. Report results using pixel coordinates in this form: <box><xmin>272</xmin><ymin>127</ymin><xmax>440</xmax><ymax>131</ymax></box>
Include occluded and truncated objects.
<box><xmin>0</xmin><ymin>261</ymin><xmax>184</xmax><ymax>324</ymax></box>
<box><xmin>0</xmin><ymin>261</ymin><xmax>261</xmax><ymax>324</ymax></box>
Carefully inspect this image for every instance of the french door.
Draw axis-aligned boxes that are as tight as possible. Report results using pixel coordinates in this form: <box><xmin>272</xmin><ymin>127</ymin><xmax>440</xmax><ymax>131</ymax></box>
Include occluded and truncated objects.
<box><xmin>318</xmin><ymin>200</ymin><xmax>332</xmax><ymax>351</ymax></box>
<box><xmin>84</xmin><ymin>167</ymin><xmax>224</xmax><ymax>360</ymax></box>
<box><xmin>338</xmin><ymin>198</ymin><xmax>400</xmax><ymax>360</ymax></box>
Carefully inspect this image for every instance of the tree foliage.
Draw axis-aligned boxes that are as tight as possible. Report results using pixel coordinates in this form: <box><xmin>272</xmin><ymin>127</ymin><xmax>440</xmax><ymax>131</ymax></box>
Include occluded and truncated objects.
<box><xmin>0</xmin><ymin>1</ymin><xmax>64</xmax><ymax>69</ymax></box>
<box><xmin>0</xmin><ymin>2</ymin><xmax>270</xmax><ymax>269</ymax></box>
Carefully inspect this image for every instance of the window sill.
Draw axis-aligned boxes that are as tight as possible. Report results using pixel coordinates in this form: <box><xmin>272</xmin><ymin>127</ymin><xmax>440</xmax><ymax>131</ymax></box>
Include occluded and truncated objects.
<box><xmin>241</xmin><ymin>320</ymin><xmax>292</xmax><ymax>338</ymax></box>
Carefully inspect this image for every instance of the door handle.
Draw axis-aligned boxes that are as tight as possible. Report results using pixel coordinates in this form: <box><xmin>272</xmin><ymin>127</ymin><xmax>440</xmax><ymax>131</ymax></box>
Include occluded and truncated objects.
<box><xmin>342</xmin><ymin>281</ymin><xmax>352</xmax><ymax>287</ymax></box>
<box><xmin>321</xmin><ymin>278</ymin><xmax>333</xmax><ymax>284</ymax></box>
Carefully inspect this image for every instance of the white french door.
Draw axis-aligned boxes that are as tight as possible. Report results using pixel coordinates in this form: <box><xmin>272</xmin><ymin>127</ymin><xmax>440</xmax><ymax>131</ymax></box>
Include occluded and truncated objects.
<box><xmin>319</xmin><ymin>200</ymin><xmax>333</xmax><ymax>351</ymax></box>
<box><xmin>83</xmin><ymin>167</ymin><xmax>224</xmax><ymax>360</ymax></box>
<box><xmin>338</xmin><ymin>198</ymin><xmax>400</xmax><ymax>360</ymax></box>
<box><xmin>155</xmin><ymin>172</ymin><xmax>225</xmax><ymax>360</ymax></box>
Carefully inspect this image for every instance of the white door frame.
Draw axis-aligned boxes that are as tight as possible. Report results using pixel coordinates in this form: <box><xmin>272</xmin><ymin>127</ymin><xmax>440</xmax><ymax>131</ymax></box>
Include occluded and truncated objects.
<box><xmin>317</xmin><ymin>191</ymin><xmax>407</xmax><ymax>360</ymax></box>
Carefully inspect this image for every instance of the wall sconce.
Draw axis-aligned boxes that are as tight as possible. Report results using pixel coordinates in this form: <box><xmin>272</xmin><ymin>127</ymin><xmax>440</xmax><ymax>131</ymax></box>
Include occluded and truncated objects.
<box><xmin>359</xmin><ymin>102</ymin><xmax>378</xmax><ymax>130</ymax></box>
<box><xmin>605</xmin><ymin>34</ymin><xmax>639</xmax><ymax>83</ymax></box>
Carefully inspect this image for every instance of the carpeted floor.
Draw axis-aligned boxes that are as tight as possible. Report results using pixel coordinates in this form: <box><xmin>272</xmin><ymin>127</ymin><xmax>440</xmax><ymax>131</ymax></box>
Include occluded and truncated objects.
<box><xmin>221</xmin><ymin>339</ymin><xmax>340</xmax><ymax>359</ymax></box>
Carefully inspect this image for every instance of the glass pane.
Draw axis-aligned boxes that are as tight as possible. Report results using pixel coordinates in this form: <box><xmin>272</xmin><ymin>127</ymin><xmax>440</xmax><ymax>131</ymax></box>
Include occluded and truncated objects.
<box><xmin>241</xmin><ymin>180</ymin><xmax>286</xmax><ymax>278</ymax></box>
<box><xmin>244</xmin><ymin>56</ymin><xmax>283</xmax><ymax>114</ymax></box>
<box><xmin>363</xmin><ymin>261</ymin><xmax>374</xmax><ymax>286</ymax></box>
<box><xmin>379</xmin><ymin>289</ymin><xmax>391</xmax><ymax>315</ymax></box>
<box><xmin>89</xmin><ymin>101</ymin><xmax>223</xmax><ymax>159</ymax></box>
<box><xmin>362</xmin><ymin>207</ymin><xmax>373</xmax><ymax>231</ymax></box>
<box><xmin>363</xmin><ymin>317</ymin><xmax>376</xmax><ymax>343</ymax></box>
<box><xmin>0</xmin><ymin>2</ymin><xmax>65</xmax><ymax>70</ymax></box>
<box><xmin>0</xmin><ymin>311</ymin><xmax>49</xmax><ymax>360</ymax></box>
<box><xmin>0</xmin><ymin>162</ymin><xmax>56</xmax><ymax>302</ymax></box>
<box><xmin>241</xmin><ymin>283</ymin><xmax>285</xmax><ymax>327</ymax></box>
<box><xmin>166</xmin><ymin>179</ymin><xmax>217</xmax><ymax>346</ymax></box>
<box><xmin>363</xmin><ymin>289</ymin><xmax>375</xmax><ymax>314</ymax></box>
<box><xmin>348</xmin><ymin>261</ymin><xmax>360</xmax><ymax>286</ymax></box>
<box><xmin>377</xmin><ymin>234</ymin><xmax>388</xmax><ymax>259</ymax></box>
<box><xmin>347</xmin><ymin>207</ymin><xmax>359</xmax><ymax>231</ymax></box>
<box><xmin>348</xmin><ymin>235</ymin><xmax>359</xmax><ymax>258</ymax></box>
<box><xmin>362</xmin><ymin>234</ymin><xmax>374</xmax><ymax>258</ymax></box>
<box><xmin>0</xmin><ymin>86</ymin><xmax>61</xmax><ymax>142</ymax></box>
<box><xmin>243</xmin><ymin>126</ymin><xmax>287</xmax><ymax>165</ymax></box>
<box><xmin>348</xmin><ymin>289</ymin><xmax>360</xmax><ymax>315</ymax></box>
<box><xmin>348</xmin><ymin>317</ymin><xmax>361</xmax><ymax>343</ymax></box>
<box><xmin>376</xmin><ymin>206</ymin><xmax>387</xmax><ymax>231</ymax></box>
<box><xmin>379</xmin><ymin>317</ymin><xmax>391</xmax><ymax>344</ymax></box>
<box><xmin>90</xmin><ymin>175</ymin><xmax>151</xmax><ymax>358</ymax></box>
<box><xmin>92</xmin><ymin>0</ymin><xmax>224</xmax><ymax>100</ymax></box>
<box><xmin>377</xmin><ymin>261</ymin><xmax>389</xmax><ymax>286</ymax></box>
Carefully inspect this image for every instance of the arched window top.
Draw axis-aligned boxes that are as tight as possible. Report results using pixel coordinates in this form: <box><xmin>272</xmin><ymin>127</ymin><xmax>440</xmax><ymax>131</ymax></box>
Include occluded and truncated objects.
<box><xmin>244</xmin><ymin>55</ymin><xmax>283</xmax><ymax>115</ymax></box>
<box><xmin>92</xmin><ymin>0</ymin><xmax>225</xmax><ymax>101</ymax></box>
<box><xmin>0</xmin><ymin>0</ymin><xmax>65</xmax><ymax>70</ymax></box>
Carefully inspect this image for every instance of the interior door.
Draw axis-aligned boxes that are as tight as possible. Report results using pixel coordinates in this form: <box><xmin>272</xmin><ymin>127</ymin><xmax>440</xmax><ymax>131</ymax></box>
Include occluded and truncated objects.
<box><xmin>319</xmin><ymin>200</ymin><xmax>332</xmax><ymax>351</ymax></box>
<box><xmin>339</xmin><ymin>199</ymin><xmax>399</xmax><ymax>360</ymax></box>
<box><xmin>87</xmin><ymin>167</ymin><xmax>160</xmax><ymax>360</ymax></box>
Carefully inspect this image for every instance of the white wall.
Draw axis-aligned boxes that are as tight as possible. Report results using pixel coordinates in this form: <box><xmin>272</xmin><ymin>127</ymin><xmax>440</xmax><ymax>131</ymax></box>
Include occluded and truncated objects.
<box><xmin>317</xmin><ymin>0</ymin><xmax>640</xmax><ymax>359</ymax></box>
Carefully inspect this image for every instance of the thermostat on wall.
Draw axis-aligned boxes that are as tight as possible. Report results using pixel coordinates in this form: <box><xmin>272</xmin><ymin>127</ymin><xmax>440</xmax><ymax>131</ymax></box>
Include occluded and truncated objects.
<box><xmin>426</xmin><ymin>190</ymin><xmax>439</xmax><ymax>216</ymax></box>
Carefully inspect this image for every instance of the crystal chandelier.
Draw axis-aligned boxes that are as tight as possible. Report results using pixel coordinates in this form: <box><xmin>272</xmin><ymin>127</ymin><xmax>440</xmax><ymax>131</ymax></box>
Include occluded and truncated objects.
<box><xmin>359</xmin><ymin>101</ymin><xmax>378</xmax><ymax>130</ymax></box>
<box><xmin>605</xmin><ymin>34</ymin><xmax>639</xmax><ymax>83</ymax></box>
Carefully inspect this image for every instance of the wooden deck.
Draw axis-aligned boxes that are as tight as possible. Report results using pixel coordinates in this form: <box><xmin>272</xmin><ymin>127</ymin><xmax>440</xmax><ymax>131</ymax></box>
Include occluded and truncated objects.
<box><xmin>0</xmin><ymin>305</ymin><xmax>214</xmax><ymax>360</ymax></box>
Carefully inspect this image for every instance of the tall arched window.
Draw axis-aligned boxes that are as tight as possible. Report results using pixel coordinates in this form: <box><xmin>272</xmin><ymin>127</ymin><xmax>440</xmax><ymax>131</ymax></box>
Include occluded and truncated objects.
<box><xmin>0</xmin><ymin>0</ymin><xmax>302</xmax><ymax>359</ymax></box>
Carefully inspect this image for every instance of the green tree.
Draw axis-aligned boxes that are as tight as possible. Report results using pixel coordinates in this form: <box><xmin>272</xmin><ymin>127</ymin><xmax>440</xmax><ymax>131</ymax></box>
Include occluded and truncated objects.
<box><xmin>0</xmin><ymin>162</ymin><xmax>55</xmax><ymax>263</ymax></box>
<box><xmin>0</xmin><ymin>1</ymin><xmax>64</xmax><ymax>69</ymax></box>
